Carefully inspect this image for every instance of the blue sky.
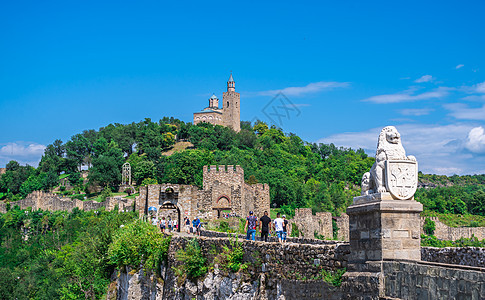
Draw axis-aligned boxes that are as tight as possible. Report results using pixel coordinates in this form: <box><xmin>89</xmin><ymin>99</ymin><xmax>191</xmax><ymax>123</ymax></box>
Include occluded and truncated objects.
<box><xmin>1</xmin><ymin>1</ymin><xmax>484</xmax><ymax>175</ymax></box>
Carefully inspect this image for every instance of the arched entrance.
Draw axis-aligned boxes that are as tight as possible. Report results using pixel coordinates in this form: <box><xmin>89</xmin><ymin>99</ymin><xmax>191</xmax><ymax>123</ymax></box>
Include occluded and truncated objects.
<box><xmin>159</xmin><ymin>201</ymin><xmax>181</xmax><ymax>232</ymax></box>
<box><xmin>213</xmin><ymin>195</ymin><xmax>231</xmax><ymax>218</ymax></box>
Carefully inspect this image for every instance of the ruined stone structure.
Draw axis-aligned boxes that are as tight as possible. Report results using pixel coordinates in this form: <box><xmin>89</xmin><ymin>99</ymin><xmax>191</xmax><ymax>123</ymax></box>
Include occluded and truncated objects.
<box><xmin>0</xmin><ymin>190</ymin><xmax>135</xmax><ymax>213</ymax></box>
<box><xmin>193</xmin><ymin>74</ymin><xmax>240</xmax><ymax>132</ymax></box>
<box><xmin>121</xmin><ymin>162</ymin><xmax>132</xmax><ymax>186</ymax></box>
<box><xmin>0</xmin><ymin>167</ymin><xmax>6</xmax><ymax>175</ymax></box>
<box><xmin>421</xmin><ymin>216</ymin><xmax>485</xmax><ymax>241</ymax></box>
<box><xmin>291</xmin><ymin>208</ymin><xmax>333</xmax><ymax>239</ymax></box>
<box><xmin>137</xmin><ymin>165</ymin><xmax>270</xmax><ymax>228</ymax></box>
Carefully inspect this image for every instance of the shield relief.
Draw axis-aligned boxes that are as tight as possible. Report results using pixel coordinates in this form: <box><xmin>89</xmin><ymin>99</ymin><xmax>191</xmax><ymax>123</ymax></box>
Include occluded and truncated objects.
<box><xmin>385</xmin><ymin>160</ymin><xmax>418</xmax><ymax>200</ymax></box>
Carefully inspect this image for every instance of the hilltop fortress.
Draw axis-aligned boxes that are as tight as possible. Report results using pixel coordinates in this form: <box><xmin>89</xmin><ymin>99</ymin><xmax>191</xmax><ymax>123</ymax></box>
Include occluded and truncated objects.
<box><xmin>193</xmin><ymin>74</ymin><xmax>240</xmax><ymax>132</ymax></box>
<box><xmin>137</xmin><ymin>165</ymin><xmax>270</xmax><ymax>223</ymax></box>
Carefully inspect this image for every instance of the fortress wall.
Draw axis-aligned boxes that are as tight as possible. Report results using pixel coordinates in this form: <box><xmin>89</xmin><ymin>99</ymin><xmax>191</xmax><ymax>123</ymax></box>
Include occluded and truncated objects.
<box><xmin>336</xmin><ymin>213</ymin><xmax>350</xmax><ymax>241</ymax></box>
<box><xmin>421</xmin><ymin>216</ymin><xmax>485</xmax><ymax>240</ymax></box>
<box><xmin>203</xmin><ymin>165</ymin><xmax>244</xmax><ymax>189</ymax></box>
<box><xmin>200</xmin><ymin>228</ymin><xmax>348</xmax><ymax>246</ymax></box>
<box><xmin>422</xmin><ymin>246</ymin><xmax>485</xmax><ymax>268</ymax></box>
<box><xmin>0</xmin><ymin>191</ymin><xmax>134</xmax><ymax>214</ymax></box>
<box><xmin>292</xmin><ymin>208</ymin><xmax>333</xmax><ymax>239</ymax></box>
<box><xmin>383</xmin><ymin>261</ymin><xmax>485</xmax><ymax>299</ymax></box>
<box><xmin>168</xmin><ymin>235</ymin><xmax>349</xmax><ymax>280</ymax></box>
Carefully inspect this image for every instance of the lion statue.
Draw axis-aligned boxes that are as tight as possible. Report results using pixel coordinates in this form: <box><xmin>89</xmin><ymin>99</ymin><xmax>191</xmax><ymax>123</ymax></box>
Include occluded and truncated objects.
<box><xmin>367</xmin><ymin>126</ymin><xmax>416</xmax><ymax>194</ymax></box>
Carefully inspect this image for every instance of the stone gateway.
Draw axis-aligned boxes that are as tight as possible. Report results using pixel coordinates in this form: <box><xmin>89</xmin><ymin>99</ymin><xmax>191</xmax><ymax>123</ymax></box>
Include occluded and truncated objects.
<box><xmin>136</xmin><ymin>165</ymin><xmax>270</xmax><ymax>229</ymax></box>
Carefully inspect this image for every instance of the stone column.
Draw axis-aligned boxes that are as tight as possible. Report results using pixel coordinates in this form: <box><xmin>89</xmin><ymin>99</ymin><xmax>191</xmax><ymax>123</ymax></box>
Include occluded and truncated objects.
<box><xmin>347</xmin><ymin>193</ymin><xmax>422</xmax><ymax>264</ymax></box>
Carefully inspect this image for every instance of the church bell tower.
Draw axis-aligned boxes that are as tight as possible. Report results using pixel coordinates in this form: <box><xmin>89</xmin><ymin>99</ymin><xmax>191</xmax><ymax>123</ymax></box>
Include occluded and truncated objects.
<box><xmin>222</xmin><ymin>73</ymin><xmax>240</xmax><ymax>132</ymax></box>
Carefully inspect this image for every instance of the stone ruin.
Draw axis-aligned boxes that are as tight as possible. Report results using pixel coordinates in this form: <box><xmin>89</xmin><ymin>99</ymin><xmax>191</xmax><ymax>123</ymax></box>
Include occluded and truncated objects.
<box><xmin>0</xmin><ymin>190</ymin><xmax>135</xmax><ymax>214</ymax></box>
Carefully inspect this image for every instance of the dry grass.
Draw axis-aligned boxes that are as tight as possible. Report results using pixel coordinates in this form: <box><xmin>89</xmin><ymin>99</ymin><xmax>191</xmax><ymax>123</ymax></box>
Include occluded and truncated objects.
<box><xmin>161</xmin><ymin>141</ymin><xmax>194</xmax><ymax>156</ymax></box>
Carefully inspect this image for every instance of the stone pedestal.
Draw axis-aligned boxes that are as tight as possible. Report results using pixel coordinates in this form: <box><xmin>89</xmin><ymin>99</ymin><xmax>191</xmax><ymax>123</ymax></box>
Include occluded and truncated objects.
<box><xmin>347</xmin><ymin>192</ymin><xmax>423</xmax><ymax>265</ymax></box>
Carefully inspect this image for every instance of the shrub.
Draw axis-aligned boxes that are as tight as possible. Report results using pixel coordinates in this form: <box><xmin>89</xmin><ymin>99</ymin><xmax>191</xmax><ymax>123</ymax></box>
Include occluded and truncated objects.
<box><xmin>332</xmin><ymin>219</ymin><xmax>339</xmax><ymax>239</ymax></box>
<box><xmin>423</xmin><ymin>218</ymin><xmax>436</xmax><ymax>235</ymax></box>
<box><xmin>290</xmin><ymin>223</ymin><xmax>300</xmax><ymax>237</ymax></box>
<box><xmin>141</xmin><ymin>178</ymin><xmax>158</xmax><ymax>186</ymax></box>
<box><xmin>108</xmin><ymin>219</ymin><xmax>171</xmax><ymax>273</ymax></box>
<box><xmin>174</xmin><ymin>239</ymin><xmax>207</xmax><ymax>279</ymax></box>
<box><xmin>124</xmin><ymin>188</ymin><xmax>133</xmax><ymax>196</ymax></box>
<box><xmin>321</xmin><ymin>268</ymin><xmax>346</xmax><ymax>287</ymax></box>
<box><xmin>221</xmin><ymin>237</ymin><xmax>248</xmax><ymax>273</ymax></box>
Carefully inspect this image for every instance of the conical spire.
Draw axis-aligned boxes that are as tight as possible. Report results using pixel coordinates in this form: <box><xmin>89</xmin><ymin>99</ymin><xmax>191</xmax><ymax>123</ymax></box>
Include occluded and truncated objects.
<box><xmin>227</xmin><ymin>73</ymin><xmax>235</xmax><ymax>91</ymax></box>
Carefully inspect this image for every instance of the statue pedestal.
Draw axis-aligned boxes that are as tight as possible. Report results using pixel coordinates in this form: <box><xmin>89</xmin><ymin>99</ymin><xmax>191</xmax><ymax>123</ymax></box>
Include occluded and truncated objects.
<box><xmin>346</xmin><ymin>193</ymin><xmax>423</xmax><ymax>266</ymax></box>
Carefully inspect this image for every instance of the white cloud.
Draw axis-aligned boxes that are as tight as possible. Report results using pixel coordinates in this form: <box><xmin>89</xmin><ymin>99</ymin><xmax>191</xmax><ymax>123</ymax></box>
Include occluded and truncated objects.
<box><xmin>258</xmin><ymin>81</ymin><xmax>349</xmax><ymax>97</ymax></box>
<box><xmin>399</xmin><ymin>108</ymin><xmax>433</xmax><ymax>116</ymax></box>
<box><xmin>282</xmin><ymin>103</ymin><xmax>310</xmax><ymax>108</ymax></box>
<box><xmin>0</xmin><ymin>142</ymin><xmax>46</xmax><ymax>167</ymax></box>
<box><xmin>415</xmin><ymin>75</ymin><xmax>434</xmax><ymax>83</ymax></box>
<box><xmin>316</xmin><ymin>123</ymin><xmax>484</xmax><ymax>175</ymax></box>
<box><xmin>445</xmin><ymin>103</ymin><xmax>485</xmax><ymax>120</ymax></box>
<box><xmin>456</xmin><ymin>64</ymin><xmax>465</xmax><ymax>69</ymax></box>
<box><xmin>474</xmin><ymin>81</ymin><xmax>485</xmax><ymax>93</ymax></box>
<box><xmin>465</xmin><ymin>127</ymin><xmax>485</xmax><ymax>154</ymax></box>
<box><xmin>362</xmin><ymin>87</ymin><xmax>449</xmax><ymax>104</ymax></box>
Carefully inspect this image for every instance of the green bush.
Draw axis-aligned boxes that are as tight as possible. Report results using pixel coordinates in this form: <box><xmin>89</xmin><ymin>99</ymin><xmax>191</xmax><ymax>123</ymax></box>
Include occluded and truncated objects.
<box><xmin>321</xmin><ymin>268</ymin><xmax>346</xmax><ymax>287</ymax></box>
<box><xmin>423</xmin><ymin>218</ymin><xmax>436</xmax><ymax>235</ymax></box>
<box><xmin>290</xmin><ymin>223</ymin><xmax>300</xmax><ymax>237</ymax></box>
<box><xmin>108</xmin><ymin>219</ymin><xmax>171</xmax><ymax>272</ymax></box>
<box><xmin>222</xmin><ymin>237</ymin><xmax>248</xmax><ymax>273</ymax></box>
<box><xmin>174</xmin><ymin>239</ymin><xmax>207</xmax><ymax>279</ymax></box>
<box><xmin>421</xmin><ymin>234</ymin><xmax>485</xmax><ymax>247</ymax></box>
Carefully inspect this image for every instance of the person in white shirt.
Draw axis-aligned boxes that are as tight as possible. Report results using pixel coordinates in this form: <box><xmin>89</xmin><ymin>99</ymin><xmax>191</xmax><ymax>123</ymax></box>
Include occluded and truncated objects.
<box><xmin>273</xmin><ymin>213</ymin><xmax>284</xmax><ymax>243</ymax></box>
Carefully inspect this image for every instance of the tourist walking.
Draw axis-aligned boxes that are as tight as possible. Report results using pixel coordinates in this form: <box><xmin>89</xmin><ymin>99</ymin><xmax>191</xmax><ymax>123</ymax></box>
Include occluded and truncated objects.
<box><xmin>259</xmin><ymin>211</ymin><xmax>271</xmax><ymax>242</ymax></box>
<box><xmin>244</xmin><ymin>211</ymin><xmax>258</xmax><ymax>241</ymax></box>
<box><xmin>273</xmin><ymin>213</ymin><xmax>284</xmax><ymax>243</ymax></box>
<box><xmin>282</xmin><ymin>215</ymin><xmax>288</xmax><ymax>242</ymax></box>
<box><xmin>192</xmin><ymin>216</ymin><xmax>201</xmax><ymax>236</ymax></box>
<box><xmin>159</xmin><ymin>217</ymin><xmax>166</xmax><ymax>233</ymax></box>
<box><xmin>184</xmin><ymin>216</ymin><xmax>191</xmax><ymax>233</ymax></box>
<box><xmin>168</xmin><ymin>217</ymin><xmax>173</xmax><ymax>232</ymax></box>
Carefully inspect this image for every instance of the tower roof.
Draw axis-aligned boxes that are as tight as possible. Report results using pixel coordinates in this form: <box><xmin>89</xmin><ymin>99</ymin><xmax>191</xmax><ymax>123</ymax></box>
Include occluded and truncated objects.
<box><xmin>210</xmin><ymin>93</ymin><xmax>218</xmax><ymax>99</ymax></box>
<box><xmin>228</xmin><ymin>73</ymin><xmax>234</xmax><ymax>82</ymax></box>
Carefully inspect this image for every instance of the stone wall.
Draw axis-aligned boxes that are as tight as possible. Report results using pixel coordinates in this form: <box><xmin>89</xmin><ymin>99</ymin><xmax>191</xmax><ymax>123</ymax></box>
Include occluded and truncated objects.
<box><xmin>200</xmin><ymin>229</ymin><xmax>346</xmax><ymax>246</ymax></box>
<box><xmin>0</xmin><ymin>167</ymin><xmax>6</xmax><ymax>175</ymax></box>
<box><xmin>161</xmin><ymin>235</ymin><xmax>350</xmax><ymax>299</ymax></box>
<box><xmin>383</xmin><ymin>260</ymin><xmax>485</xmax><ymax>299</ymax></box>
<box><xmin>137</xmin><ymin>165</ymin><xmax>271</xmax><ymax>222</ymax></box>
<box><xmin>291</xmin><ymin>208</ymin><xmax>333</xmax><ymax>239</ymax></box>
<box><xmin>422</xmin><ymin>247</ymin><xmax>485</xmax><ymax>268</ymax></box>
<box><xmin>336</xmin><ymin>213</ymin><xmax>349</xmax><ymax>241</ymax></box>
<box><xmin>0</xmin><ymin>190</ymin><xmax>135</xmax><ymax>213</ymax></box>
<box><xmin>421</xmin><ymin>216</ymin><xmax>485</xmax><ymax>241</ymax></box>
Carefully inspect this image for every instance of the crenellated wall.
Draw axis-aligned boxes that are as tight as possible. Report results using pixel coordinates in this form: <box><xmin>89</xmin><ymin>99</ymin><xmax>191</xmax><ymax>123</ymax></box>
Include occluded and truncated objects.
<box><xmin>137</xmin><ymin>165</ymin><xmax>271</xmax><ymax>222</ymax></box>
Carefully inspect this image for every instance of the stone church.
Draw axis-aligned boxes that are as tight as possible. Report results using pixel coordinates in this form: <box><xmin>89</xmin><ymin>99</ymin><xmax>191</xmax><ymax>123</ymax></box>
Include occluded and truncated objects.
<box><xmin>193</xmin><ymin>74</ymin><xmax>241</xmax><ymax>132</ymax></box>
<box><xmin>137</xmin><ymin>165</ymin><xmax>270</xmax><ymax>229</ymax></box>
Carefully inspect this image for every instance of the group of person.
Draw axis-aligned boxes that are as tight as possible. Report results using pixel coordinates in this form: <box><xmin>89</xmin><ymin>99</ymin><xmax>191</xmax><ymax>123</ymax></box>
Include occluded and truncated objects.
<box><xmin>221</xmin><ymin>212</ymin><xmax>240</xmax><ymax>218</ymax></box>
<box><xmin>184</xmin><ymin>216</ymin><xmax>202</xmax><ymax>236</ymax></box>
<box><xmin>152</xmin><ymin>216</ymin><xmax>178</xmax><ymax>233</ymax></box>
<box><xmin>244</xmin><ymin>211</ymin><xmax>288</xmax><ymax>243</ymax></box>
<box><xmin>151</xmin><ymin>215</ymin><xmax>202</xmax><ymax>235</ymax></box>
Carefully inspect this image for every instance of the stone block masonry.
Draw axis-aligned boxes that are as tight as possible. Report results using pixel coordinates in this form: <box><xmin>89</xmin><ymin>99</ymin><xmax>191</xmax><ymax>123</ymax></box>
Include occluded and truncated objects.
<box><xmin>383</xmin><ymin>260</ymin><xmax>485</xmax><ymax>299</ymax></box>
<box><xmin>422</xmin><ymin>247</ymin><xmax>485</xmax><ymax>268</ymax></box>
<box><xmin>138</xmin><ymin>165</ymin><xmax>270</xmax><ymax>222</ymax></box>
